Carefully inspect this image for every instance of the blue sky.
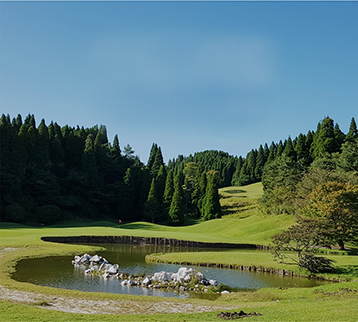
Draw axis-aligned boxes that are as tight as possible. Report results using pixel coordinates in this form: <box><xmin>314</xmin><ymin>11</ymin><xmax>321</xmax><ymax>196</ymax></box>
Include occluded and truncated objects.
<box><xmin>1</xmin><ymin>1</ymin><xmax>357</xmax><ymax>163</ymax></box>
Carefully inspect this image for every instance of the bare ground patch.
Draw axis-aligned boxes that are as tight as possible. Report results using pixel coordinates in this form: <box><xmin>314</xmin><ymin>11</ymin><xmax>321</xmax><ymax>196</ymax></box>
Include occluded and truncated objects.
<box><xmin>0</xmin><ymin>285</ymin><xmax>236</xmax><ymax>315</ymax></box>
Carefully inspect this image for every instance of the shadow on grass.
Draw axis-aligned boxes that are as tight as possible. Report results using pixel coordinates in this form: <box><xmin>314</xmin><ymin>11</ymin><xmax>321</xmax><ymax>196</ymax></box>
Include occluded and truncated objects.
<box><xmin>0</xmin><ymin>220</ymin><xmax>119</xmax><ymax>230</ymax></box>
<box><xmin>333</xmin><ymin>265</ymin><xmax>358</xmax><ymax>276</ymax></box>
<box><xmin>224</xmin><ymin>189</ymin><xmax>247</xmax><ymax>194</ymax></box>
<box><xmin>119</xmin><ymin>223</ymin><xmax>161</xmax><ymax>230</ymax></box>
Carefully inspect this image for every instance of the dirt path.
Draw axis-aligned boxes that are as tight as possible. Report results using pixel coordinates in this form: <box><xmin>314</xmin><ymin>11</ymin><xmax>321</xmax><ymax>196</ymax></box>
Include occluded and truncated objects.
<box><xmin>0</xmin><ymin>285</ymin><xmax>235</xmax><ymax>314</ymax></box>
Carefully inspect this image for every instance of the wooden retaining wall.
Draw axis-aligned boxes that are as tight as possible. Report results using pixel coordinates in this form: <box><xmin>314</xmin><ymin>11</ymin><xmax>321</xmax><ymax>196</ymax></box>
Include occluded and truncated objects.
<box><xmin>41</xmin><ymin>235</ymin><xmax>269</xmax><ymax>250</ymax></box>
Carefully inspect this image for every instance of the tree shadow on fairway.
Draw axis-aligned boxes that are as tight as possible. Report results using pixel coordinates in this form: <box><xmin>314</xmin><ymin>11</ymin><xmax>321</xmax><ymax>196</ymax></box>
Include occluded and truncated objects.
<box><xmin>225</xmin><ymin>189</ymin><xmax>247</xmax><ymax>194</ymax></box>
<box><xmin>119</xmin><ymin>223</ymin><xmax>162</xmax><ymax>230</ymax></box>
<box><xmin>333</xmin><ymin>265</ymin><xmax>358</xmax><ymax>276</ymax></box>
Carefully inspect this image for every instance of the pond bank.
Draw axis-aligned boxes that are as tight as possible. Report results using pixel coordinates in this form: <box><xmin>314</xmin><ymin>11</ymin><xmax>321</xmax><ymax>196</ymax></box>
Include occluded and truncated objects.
<box><xmin>41</xmin><ymin>235</ymin><xmax>268</xmax><ymax>250</ymax></box>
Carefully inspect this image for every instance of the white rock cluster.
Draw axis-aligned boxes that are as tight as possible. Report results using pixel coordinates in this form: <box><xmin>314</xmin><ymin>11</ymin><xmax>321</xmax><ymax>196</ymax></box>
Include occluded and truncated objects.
<box><xmin>72</xmin><ymin>254</ymin><xmax>220</xmax><ymax>293</ymax></box>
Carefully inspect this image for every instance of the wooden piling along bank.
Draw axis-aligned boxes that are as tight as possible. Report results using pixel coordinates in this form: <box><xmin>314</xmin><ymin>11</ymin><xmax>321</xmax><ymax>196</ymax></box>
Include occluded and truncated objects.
<box><xmin>40</xmin><ymin>235</ymin><xmax>339</xmax><ymax>281</ymax></box>
<box><xmin>41</xmin><ymin>235</ymin><xmax>268</xmax><ymax>250</ymax></box>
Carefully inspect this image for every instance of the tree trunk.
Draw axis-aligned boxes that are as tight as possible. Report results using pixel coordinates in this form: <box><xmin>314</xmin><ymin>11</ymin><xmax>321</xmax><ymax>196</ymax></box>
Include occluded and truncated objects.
<box><xmin>338</xmin><ymin>239</ymin><xmax>345</xmax><ymax>250</ymax></box>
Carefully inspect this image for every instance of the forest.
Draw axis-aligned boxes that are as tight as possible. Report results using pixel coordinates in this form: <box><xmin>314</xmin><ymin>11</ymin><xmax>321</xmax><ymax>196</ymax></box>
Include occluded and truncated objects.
<box><xmin>1</xmin><ymin>114</ymin><xmax>357</xmax><ymax>232</ymax></box>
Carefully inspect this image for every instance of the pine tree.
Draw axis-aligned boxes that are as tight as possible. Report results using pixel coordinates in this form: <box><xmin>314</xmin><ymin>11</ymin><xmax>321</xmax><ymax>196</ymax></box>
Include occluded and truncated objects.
<box><xmin>263</xmin><ymin>143</ymin><xmax>270</xmax><ymax>163</ymax></box>
<box><xmin>231</xmin><ymin>156</ymin><xmax>244</xmax><ymax>186</ymax></box>
<box><xmin>202</xmin><ymin>173</ymin><xmax>221</xmax><ymax>221</ymax></box>
<box><xmin>156</xmin><ymin>165</ymin><xmax>166</xmax><ymax>204</ymax></box>
<box><xmin>295</xmin><ymin>133</ymin><xmax>307</xmax><ymax>162</ymax></box>
<box><xmin>151</xmin><ymin>147</ymin><xmax>164</xmax><ymax>177</ymax></box>
<box><xmin>112</xmin><ymin>135</ymin><xmax>121</xmax><ymax>154</ymax></box>
<box><xmin>123</xmin><ymin>144</ymin><xmax>135</xmax><ymax>159</ymax></box>
<box><xmin>334</xmin><ymin>123</ymin><xmax>345</xmax><ymax>151</ymax></box>
<box><xmin>144</xmin><ymin>177</ymin><xmax>162</xmax><ymax>223</ymax></box>
<box><xmin>282</xmin><ymin>137</ymin><xmax>296</xmax><ymax>161</ymax></box>
<box><xmin>266</xmin><ymin>142</ymin><xmax>277</xmax><ymax>163</ymax></box>
<box><xmin>310</xmin><ymin>117</ymin><xmax>336</xmax><ymax>159</ymax></box>
<box><xmin>276</xmin><ymin>140</ymin><xmax>284</xmax><ymax>157</ymax></box>
<box><xmin>147</xmin><ymin>143</ymin><xmax>158</xmax><ymax>170</ymax></box>
<box><xmin>163</xmin><ymin>169</ymin><xmax>174</xmax><ymax>205</ymax></box>
<box><xmin>254</xmin><ymin>145</ymin><xmax>265</xmax><ymax>180</ymax></box>
<box><xmin>168</xmin><ymin>172</ymin><xmax>185</xmax><ymax>225</ymax></box>
<box><xmin>346</xmin><ymin>117</ymin><xmax>358</xmax><ymax>142</ymax></box>
<box><xmin>37</xmin><ymin>119</ymin><xmax>51</xmax><ymax>168</ymax></box>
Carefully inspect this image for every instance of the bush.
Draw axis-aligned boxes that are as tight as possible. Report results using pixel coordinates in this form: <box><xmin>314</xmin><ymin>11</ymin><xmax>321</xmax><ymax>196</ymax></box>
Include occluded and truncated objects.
<box><xmin>35</xmin><ymin>205</ymin><xmax>62</xmax><ymax>224</ymax></box>
<box><xmin>4</xmin><ymin>204</ymin><xmax>28</xmax><ymax>223</ymax></box>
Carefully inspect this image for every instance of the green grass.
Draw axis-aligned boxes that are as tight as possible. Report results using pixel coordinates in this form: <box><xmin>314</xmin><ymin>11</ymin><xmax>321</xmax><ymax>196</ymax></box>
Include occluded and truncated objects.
<box><xmin>0</xmin><ymin>182</ymin><xmax>357</xmax><ymax>321</ymax></box>
<box><xmin>220</xmin><ymin>182</ymin><xmax>263</xmax><ymax>217</ymax></box>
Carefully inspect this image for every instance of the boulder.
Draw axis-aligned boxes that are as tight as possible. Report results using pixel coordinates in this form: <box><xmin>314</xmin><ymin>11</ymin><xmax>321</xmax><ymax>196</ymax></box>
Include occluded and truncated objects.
<box><xmin>209</xmin><ymin>279</ymin><xmax>218</xmax><ymax>286</ymax></box>
<box><xmin>106</xmin><ymin>264</ymin><xmax>119</xmax><ymax>274</ymax></box>
<box><xmin>153</xmin><ymin>271</ymin><xmax>173</xmax><ymax>282</ymax></box>
<box><xmin>142</xmin><ymin>277</ymin><xmax>151</xmax><ymax>286</ymax></box>
<box><xmin>89</xmin><ymin>254</ymin><xmax>102</xmax><ymax>264</ymax></box>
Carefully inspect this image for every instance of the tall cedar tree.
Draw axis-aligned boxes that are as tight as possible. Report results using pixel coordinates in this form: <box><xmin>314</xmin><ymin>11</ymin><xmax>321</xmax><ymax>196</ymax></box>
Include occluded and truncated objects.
<box><xmin>202</xmin><ymin>172</ymin><xmax>222</xmax><ymax>221</ymax></box>
<box><xmin>163</xmin><ymin>169</ymin><xmax>175</xmax><ymax>206</ymax></box>
<box><xmin>168</xmin><ymin>171</ymin><xmax>185</xmax><ymax>225</ymax></box>
<box><xmin>144</xmin><ymin>177</ymin><xmax>162</xmax><ymax>223</ymax></box>
<box><xmin>346</xmin><ymin>117</ymin><xmax>358</xmax><ymax>142</ymax></box>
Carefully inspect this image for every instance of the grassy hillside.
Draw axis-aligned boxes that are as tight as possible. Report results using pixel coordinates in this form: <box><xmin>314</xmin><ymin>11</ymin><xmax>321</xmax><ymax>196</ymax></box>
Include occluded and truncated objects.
<box><xmin>0</xmin><ymin>182</ymin><xmax>357</xmax><ymax>321</ymax></box>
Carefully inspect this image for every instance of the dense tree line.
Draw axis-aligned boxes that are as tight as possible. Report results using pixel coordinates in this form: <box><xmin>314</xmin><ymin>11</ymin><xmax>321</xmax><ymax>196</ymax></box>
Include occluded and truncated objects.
<box><xmin>1</xmin><ymin>113</ymin><xmax>356</xmax><ymax>230</ymax></box>
<box><xmin>263</xmin><ymin>117</ymin><xmax>358</xmax><ymax>271</ymax></box>
<box><xmin>0</xmin><ymin>115</ymin><xmax>222</xmax><ymax>225</ymax></box>
<box><xmin>260</xmin><ymin>116</ymin><xmax>358</xmax><ymax>217</ymax></box>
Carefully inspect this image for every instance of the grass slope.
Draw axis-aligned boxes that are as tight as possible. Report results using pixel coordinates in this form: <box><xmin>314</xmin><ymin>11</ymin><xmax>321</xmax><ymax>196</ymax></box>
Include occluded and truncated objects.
<box><xmin>0</xmin><ymin>182</ymin><xmax>357</xmax><ymax>321</ymax></box>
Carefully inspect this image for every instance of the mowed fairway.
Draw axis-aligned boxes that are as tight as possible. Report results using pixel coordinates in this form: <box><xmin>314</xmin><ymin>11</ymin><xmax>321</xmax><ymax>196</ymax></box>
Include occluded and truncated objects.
<box><xmin>0</xmin><ymin>183</ymin><xmax>357</xmax><ymax>321</ymax></box>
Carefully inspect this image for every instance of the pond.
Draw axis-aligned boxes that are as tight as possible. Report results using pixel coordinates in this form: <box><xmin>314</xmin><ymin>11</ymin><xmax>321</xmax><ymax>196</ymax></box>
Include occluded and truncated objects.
<box><xmin>12</xmin><ymin>243</ymin><xmax>328</xmax><ymax>299</ymax></box>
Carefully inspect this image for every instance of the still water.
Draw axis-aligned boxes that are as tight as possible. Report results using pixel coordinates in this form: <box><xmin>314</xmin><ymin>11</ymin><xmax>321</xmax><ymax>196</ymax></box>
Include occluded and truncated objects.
<box><xmin>12</xmin><ymin>243</ymin><xmax>328</xmax><ymax>299</ymax></box>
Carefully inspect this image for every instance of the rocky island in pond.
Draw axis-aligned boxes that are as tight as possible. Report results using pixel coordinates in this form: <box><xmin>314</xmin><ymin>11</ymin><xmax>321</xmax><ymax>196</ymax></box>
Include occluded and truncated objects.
<box><xmin>72</xmin><ymin>253</ymin><xmax>228</xmax><ymax>294</ymax></box>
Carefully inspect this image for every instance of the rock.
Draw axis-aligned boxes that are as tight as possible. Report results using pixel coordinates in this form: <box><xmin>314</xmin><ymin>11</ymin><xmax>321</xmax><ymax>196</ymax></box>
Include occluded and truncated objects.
<box><xmin>201</xmin><ymin>279</ymin><xmax>210</xmax><ymax>286</ymax></box>
<box><xmin>85</xmin><ymin>268</ymin><xmax>94</xmax><ymax>274</ymax></box>
<box><xmin>74</xmin><ymin>253</ymin><xmax>92</xmax><ymax>265</ymax></box>
<box><xmin>121</xmin><ymin>280</ymin><xmax>128</xmax><ymax>286</ymax></box>
<box><xmin>153</xmin><ymin>271</ymin><xmax>173</xmax><ymax>282</ymax></box>
<box><xmin>89</xmin><ymin>254</ymin><xmax>102</xmax><ymax>264</ymax></box>
<box><xmin>74</xmin><ymin>256</ymin><xmax>81</xmax><ymax>264</ymax></box>
<box><xmin>221</xmin><ymin>290</ymin><xmax>229</xmax><ymax>294</ymax></box>
<box><xmin>128</xmin><ymin>279</ymin><xmax>136</xmax><ymax>286</ymax></box>
<box><xmin>179</xmin><ymin>286</ymin><xmax>186</xmax><ymax>292</ymax></box>
<box><xmin>106</xmin><ymin>264</ymin><xmax>119</xmax><ymax>274</ymax></box>
<box><xmin>209</xmin><ymin>279</ymin><xmax>218</xmax><ymax>286</ymax></box>
<box><xmin>142</xmin><ymin>277</ymin><xmax>151</xmax><ymax>286</ymax></box>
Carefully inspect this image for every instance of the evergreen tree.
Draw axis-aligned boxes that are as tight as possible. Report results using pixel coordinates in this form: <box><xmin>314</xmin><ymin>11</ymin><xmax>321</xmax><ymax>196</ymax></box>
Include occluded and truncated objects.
<box><xmin>231</xmin><ymin>156</ymin><xmax>244</xmax><ymax>186</ymax></box>
<box><xmin>282</xmin><ymin>137</ymin><xmax>296</xmax><ymax>161</ymax></box>
<box><xmin>254</xmin><ymin>145</ymin><xmax>265</xmax><ymax>180</ymax></box>
<box><xmin>151</xmin><ymin>147</ymin><xmax>164</xmax><ymax>177</ymax></box>
<box><xmin>295</xmin><ymin>134</ymin><xmax>307</xmax><ymax>163</ymax></box>
<box><xmin>156</xmin><ymin>165</ymin><xmax>166</xmax><ymax>204</ymax></box>
<box><xmin>147</xmin><ymin>143</ymin><xmax>158</xmax><ymax>170</ymax></box>
<box><xmin>276</xmin><ymin>140</ymin><xmax>284</xmax><ymax>157</ymax></box>
<box><xmin>202</xmin><ymin>173</ymin><xmax>222</xmax><ymax>221</ymax></box>
<box><xmin>266</xmin><ymin>142</ymin><xmax>277</xmax><ymax>163</ymax></box>
<box><xmin>334</xmin><ymin>123</ymin><xmax>345</xmax><ymax>150</ymax></box>
<box><xmin>163</xmin><ymin>169</ymin><xmax>175</xmax><ymax>205</ymax></box>
<box><xmin>112</xmin><ymin>135</ymin><xmax>121</xmax><ymax>154</ymax></box>
<box><xmin>346</xmin><ymin>117</ymin><xmax>358</xmax><ymax>142</ymax></box>
<box><xmin>310</xmin><ymin>117</ymin><xmax>336</xmax><ymax>158</ymax></box>
<box><xmin>123</xmin><ymin>144</ymin><xmax>135</xmax><ymax>159</ymax></box>
<box><xmin>263</xmin><ymin>143</ymin><xmax>270</xmax><ymax>163</ymax></box>
<box><xmin>144</xmin><ymin>177</ymin><xmax>162</xmax><ymax>223</ymax></box>
<box><xmin>168</xmin><ymin>173</ymin><xmax>185</xmax><ymax>225</ymax></box>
